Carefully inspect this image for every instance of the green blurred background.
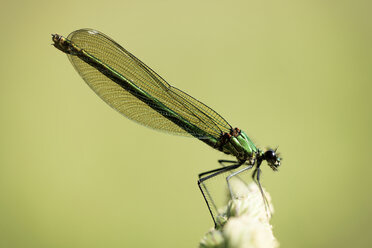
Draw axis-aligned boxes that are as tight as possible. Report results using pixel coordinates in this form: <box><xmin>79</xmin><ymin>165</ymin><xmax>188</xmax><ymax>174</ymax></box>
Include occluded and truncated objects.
<box><xmin>1</xmin><ymin>0</ymin><xmax>371</xmax><ymax>247</ymax></box>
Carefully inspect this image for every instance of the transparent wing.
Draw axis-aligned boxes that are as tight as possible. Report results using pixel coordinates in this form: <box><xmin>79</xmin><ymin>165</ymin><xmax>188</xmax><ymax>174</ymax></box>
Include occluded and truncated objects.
<box><xmin>67</xmin><ymin>28</ymin><xmax>232</xmax><ymax>138</ymax></box>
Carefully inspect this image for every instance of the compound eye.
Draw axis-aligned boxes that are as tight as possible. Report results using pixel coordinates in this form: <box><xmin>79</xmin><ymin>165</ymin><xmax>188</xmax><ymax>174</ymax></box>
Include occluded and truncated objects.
<box><xmin>265</xmin><ymin>149</ymin><xmax>276</xmax><ymax>160</ymax></box>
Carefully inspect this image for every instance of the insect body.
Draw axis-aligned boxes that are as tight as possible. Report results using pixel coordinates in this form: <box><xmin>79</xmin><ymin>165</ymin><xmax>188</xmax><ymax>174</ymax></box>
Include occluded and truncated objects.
<box><xmin>52</xmin><ymin>29</ymin><xmax>281</xmax><ymax>227</ymax></box>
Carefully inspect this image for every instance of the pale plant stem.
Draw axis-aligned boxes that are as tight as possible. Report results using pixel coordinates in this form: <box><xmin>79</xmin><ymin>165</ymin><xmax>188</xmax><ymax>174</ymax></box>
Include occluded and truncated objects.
<box><xmin>199</xmin><ymin>179</ymin><xmax>279</xmax><ymax>248</ymax></box>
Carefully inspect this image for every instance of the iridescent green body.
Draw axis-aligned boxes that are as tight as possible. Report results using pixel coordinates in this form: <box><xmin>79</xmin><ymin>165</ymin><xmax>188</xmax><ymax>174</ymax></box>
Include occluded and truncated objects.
<box><xmin>52</xmin><ymin>29</ymin><xmax>258</xmax><ymax>164</ymax></box>
<box><xmin>223</xmin><ymin>130</ymin><xmax>258</xmax><ymax>160</ymax></box>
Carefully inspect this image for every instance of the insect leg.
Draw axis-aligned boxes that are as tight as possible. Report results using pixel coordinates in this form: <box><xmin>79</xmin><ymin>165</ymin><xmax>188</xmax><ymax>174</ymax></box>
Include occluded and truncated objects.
<box><xmin>198</xmin><ymin>163</ymin><xmax>242</xmax><ymax>228</ymax></box>
<box><xmin>226</xmin><ymin>165</ymin><xmax>253</xmax><ymax>198</ymax></box>
<box><xmin>198</xmin><ymin>160</ymin><xmax>237</xmax><ymax>179</ymax></box>
<box><xmin>252</xmin><ymin>168</ymin><xmax>272</xmax><ymax>219</ymax></box>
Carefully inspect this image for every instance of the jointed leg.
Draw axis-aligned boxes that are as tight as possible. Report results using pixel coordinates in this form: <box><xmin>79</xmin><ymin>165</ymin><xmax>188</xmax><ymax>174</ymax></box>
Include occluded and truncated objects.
<box><xmin>198</xmin><ymin>160</ymin><xmax>237</xmax><ymax>179</ymax></box>
<box><xmin>198</xmin><ymin>162</ymin><xmax>243</xmax><ymax>227</ymax></box>
<box><xmin>252</xmin><ymin>167</ymin><xmax>272</xmax><ymax>218</ymax></box>
<box><xmin>226</xmin><ymin>165</ymin><xmax>253</xmax><ymax>198</ymax></box>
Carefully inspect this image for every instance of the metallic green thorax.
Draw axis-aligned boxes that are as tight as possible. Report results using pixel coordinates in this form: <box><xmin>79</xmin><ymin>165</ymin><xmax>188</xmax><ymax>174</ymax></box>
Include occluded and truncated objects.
<box><xmin>52</xmin><ymin>32</ymin><xmax>257</xmax><ymax>163</ymax></box>
<box><xmin>216</xmin><ymin>129</ymin><xmax>257</xmax><ymax>162</ymax></box>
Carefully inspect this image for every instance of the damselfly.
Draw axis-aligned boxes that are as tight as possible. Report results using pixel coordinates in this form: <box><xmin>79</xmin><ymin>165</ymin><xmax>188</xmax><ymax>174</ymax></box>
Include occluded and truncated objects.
<box><xmin>52</xmin><ymin>29</ymin><xmax>281</xmax><ymax>227</ymax></box>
